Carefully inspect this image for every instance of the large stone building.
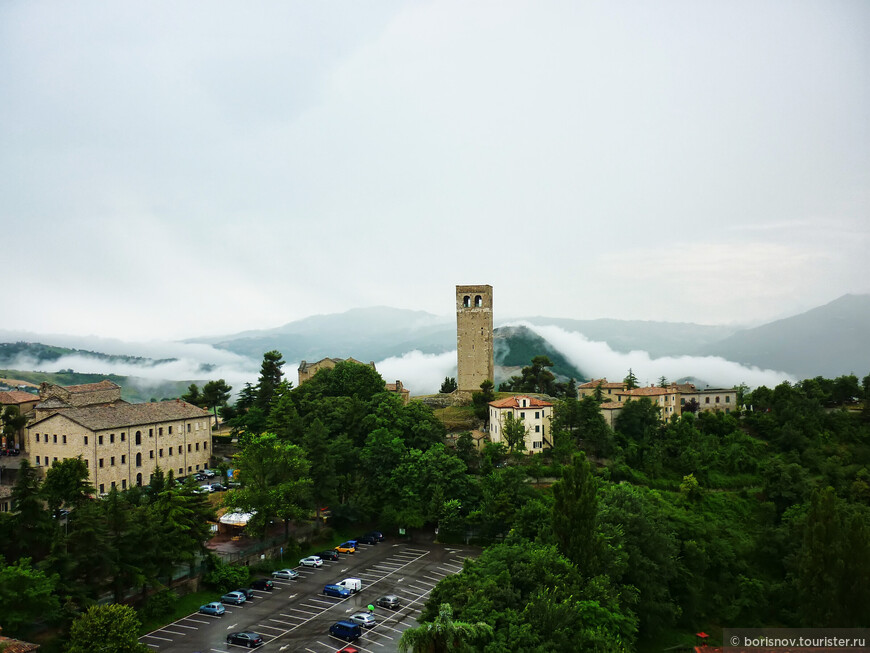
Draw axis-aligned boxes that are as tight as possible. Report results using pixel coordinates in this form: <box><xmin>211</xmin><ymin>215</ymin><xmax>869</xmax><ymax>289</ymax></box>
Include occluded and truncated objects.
<box><xmin>488</xmin><ymin>395</ymin><xmax>553</xmax><ymax>453</ymax></box>
<box><xmin>578</xmin><ymin>378</ymin><xmax>738</xmax><ymax>423</ymax></box>
<box><xmin>456</xmin><ymin>284</ymin><xmax>494</xmax><ymax>394</ymax></box>
<box><xmin>25</xmin><ymin>381</ymin><xmax>211</xmax><ymax>494</ymax></box>
<box><xmin>0</xmin><ymin>390</ymin><xmax>39</xmax><ymax>449</ymax></box>
<box><xmin>297</xmin><ymin>357</ymin><xmax>376</xmax><ymax>386</ymax></box>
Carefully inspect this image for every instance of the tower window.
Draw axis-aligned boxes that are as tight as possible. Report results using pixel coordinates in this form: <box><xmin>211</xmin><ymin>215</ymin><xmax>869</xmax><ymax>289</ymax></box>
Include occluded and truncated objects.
<box><xmin>463</xmin><ymin>295</ymin><xmax>470</xmax><ymax>307</ymax></box>
<box><xmin>474</xmin><ymin>295</ymin><xmax>482</xmax><ymax>307</ymax></box>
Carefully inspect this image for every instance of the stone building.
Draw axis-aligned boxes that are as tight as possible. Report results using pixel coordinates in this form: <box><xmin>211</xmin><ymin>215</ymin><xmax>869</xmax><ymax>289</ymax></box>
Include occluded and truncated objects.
<box><xmin>297</xmin><ymin>357</ymin><xmax>376</xmax><ymax>386</ymax></box>
<box><xmin>456</xmin><ymin>284</ymin><xmax>494</xmax><ymax>394</ymax></box>
<box><xmin>488</xmin><ymin>395</ymin><xmax>553</xmax><ymax>453</ymax></box>
<box><xmin>25</xmin><ymin>381</ymin><xmax>211</xmax><ymax>494</ymax></box>
<box><xmin>0</xmin><ymin>390</ymin><xmax>39</xmax><ymax>449</ymax></box>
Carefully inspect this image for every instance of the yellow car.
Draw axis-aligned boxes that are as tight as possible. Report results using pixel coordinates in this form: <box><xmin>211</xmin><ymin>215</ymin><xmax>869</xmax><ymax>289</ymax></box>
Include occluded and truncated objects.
<box><xmin>334</xmin><ymin>541</ymin><xmax>357</xmax><ymax>554</ymax></box>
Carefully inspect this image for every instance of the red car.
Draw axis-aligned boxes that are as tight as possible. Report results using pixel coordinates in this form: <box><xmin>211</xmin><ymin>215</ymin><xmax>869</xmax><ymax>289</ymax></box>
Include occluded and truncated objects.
<box><xmin>337</xmin><ymin>647</ymin><xmax>360</xmax><ymax>653</ymax></box>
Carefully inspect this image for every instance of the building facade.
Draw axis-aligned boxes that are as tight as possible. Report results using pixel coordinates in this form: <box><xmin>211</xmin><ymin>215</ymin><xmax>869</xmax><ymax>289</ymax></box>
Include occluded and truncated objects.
<box><xmin>297</xmin><ymin>357</ymin><xmax>376</xmax><ymax>386</ymax></box>
<box><xmin>488</xmin><ymin>395</ymin><xmax>553</xmax><ymax>453</ymax></box>
<box><xmin>456</xmin><ymin>284</ymin><xmax>494</xmax><ymax>394</ymax></box>
<box><xmin>25</xmin><ymin>381</ymin><xmax>212</xmax><ymax>494</ymax></box>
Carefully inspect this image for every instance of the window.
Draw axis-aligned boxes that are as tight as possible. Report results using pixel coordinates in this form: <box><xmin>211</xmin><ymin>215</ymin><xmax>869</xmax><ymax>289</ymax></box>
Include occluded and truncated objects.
<box><xmin>111</xmin><ymin>481</ymin><xmax>116</xmax><ymax>489</ymax></box>
<box><xmin>84</xmin><ymin>435</ymin><xmax>88</xmax><ymax>445</ymax></box>
<box><xmin>726</xmin><ymin>396</ymin><xmax>731</xmax><ymax>403</ymax></box>
<box><xmin>122</xmin><ymin>479</ymin><xmax>127</xmax><ymax>489</ymax></box>
<box><xmin>169</xmin><ymin>447</ymin><xmax>173</xmax><ymax>456</ymax></box>
<box><xmin>53</xmin><ymin>457</ymin><xmax>58</xmax><ymax>464</ymax></box>
<box><xmin>535</xmin><ymin>411</ymin><xmax>540</xmax><ymax>419</ymax></box>
<box><xmin>121</xmin><ymin>432</ymin><xmax>126</xmax><ymax>441</ymax></box>
<box><xmin>36</xmin><ymin>456</ymin><xmax>40</xmax><ymax>465</ymax></box>
<box><xmin>98</xmin><ymin>435</ymin><xmax>103</xmax><ymax>445</ymax></box>
<box><xmin>681</xmin><ymin>398</ymin><xmax>685</xmax><ymax>405</ymax></box>
<box><xmin>522</xmin><ymin>399</ymin><xmax>527</xmax><ymax>407</ymax></box>
<box><xmin>716</xmin><ymin>396</ymin><xmax>720</xmax><ymax>403</ymax></box>
<box><xmin>148</xmin><ymin>428</ymin><xmax>153</xmax><ymax>437</ymax></box>
<box><xmin>99</xmin><ymin>484</ymin><xmax>104</xmax><ymax>494</ymax></box>
<box><xmin>159</xmin><ymin>448</ymin><xmax>163</xmax><ymax>457</ymax></box>
<box><xmin>84</xmin><ymin>459</ymin><xmax>88</xmax><ymax>468</ymax></box>
<box><xmin>135</xmin><ymin>452</ymin><xmax>142</xmax><ymax>467</ymax></box>
<box><xmin>99</xmin><ymin>458</ymin><xmax>104</xmax><ymax>468</ymax></box>
<box><xmin>195</xmin><ymin>442</ymin><xmax>199</xmax><ymax>451</ymax></box>
<box><xmin>35</xmin><ymin>433</ymin><xmax>40</xmax><ymax>442</ymax></box>
<box><xmin>705</xmin><ymin>397</ymin><xmax>710</xmax><ymax>404</ymax></box>
<box><xmin>168</xmin><ymin>426</ymin><xmax>172</xmax><ymax>434</ymax></box>
<box><xmin>463</xmin><ymin>295</ymin><xmax>470</xmax><ymax>307</ymax></box>
<box><xmin>520</xmin><ymin>411</ymin><xmax>525</xmax><ymax>418</ymax></box>
<box><xmin>62</xmin><ymin>435</ymin><xmax>67</xmax><ymax>444</ymax></box>
<box><xmin>533</xmin><ymin>441</ymin><xmax>543</xmax><ymax>449</ymax></box>
<box><xmin>110</xmin><ymin>456</ymin><xmax>115</xmax><ymax>466</ymax></box>
<box><xmin>121</xmin><ymin>454</ymin><xmax>126</xmax><ymax>464</ymax></box>
<box><xmin>187</xmin><ymin>424</ymin><xmax>191</xmax><ymax>432</ymax></box>
<box><xmin>53</xmin><ymin>434</ymin><xmax>57</xmax><ymax>443</ymax></box>
<box><xmin>178</xmin><ymin>468</ymin><xmax>183</xmax><ymax>475</ymax></box>
<box><xmin>188</xmin><ymin>444</ymin><xmax>192</xmax><ymax>452</ymax></box>
<box><xmin>195</xmin><ymin>464</ymin><xmax>200</xmax><ymax>470</ymax></box>
<box><xmin>136</xmin><ymin>473</ymin><xmax>143</xmax><ymax>487</ymax></box>
<box><xmin>158</xmin><ymin>427</ymin><xmax>163</xmax><ymax>436</ymax></box>
<box><xmin>474</xmin><ymin>295</ymin><xmax>482</xmax><ymax>307</ymax></box>
<box><xmin>203</xmin><ymin>441</ymin><xmax>208</xmax><ymax>450</ymax></box>
<box><xmin>135</xmin><ymin>431</ymin><xmax>141</xmax><ymax>445</ymax></box>
<box><xmin>188</xmin><ymin>466</ymin><xmax>192</xmax><ymax>472</ymax></box>
<box><xmin>535</xmin><ymin>425</ymin><xmax>540</xmax><ymax>432</ymax></box>
<box><xmin>110</xmin><ymin>433</ymin><xmax>115</xmax><ymax>444</ymax></box>
<box><xmin>149</xmin><ymin>450</ymin><xmax>154</xmax><ymax>459</ymax></box>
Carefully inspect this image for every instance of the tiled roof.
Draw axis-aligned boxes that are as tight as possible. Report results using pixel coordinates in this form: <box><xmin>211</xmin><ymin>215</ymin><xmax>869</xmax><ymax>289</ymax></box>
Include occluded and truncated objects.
<box><xmin>0</xmin><ymin>391</ymin><xmax>38</xmax><ymax>404</ymax></box>
<box><xmin>599</xmin><ymin>401</ymin><xmax>622</xmax><ymax>410</ymax></box>
<box><xmin>622</xmin><ymin>387</ymin><xmax>675</xmax><ymax>397</ymax></box>
<box><xmin>489</xmin><ymin>395</ymin><xmax>553</xmax><ymax>409</ymax></box>
<box><xmin>28</xmin><ymin>399</ymin><xmax>209</xmax><ymax>431</ymax></box>
<box><xmin>578</xmin><ymin>379</ymin><xmax>626</xmax><ymax>389</ymax></box>
<box><xmin>298</xmin><ymin>357</ymin><xmax>375</xmax><ymax>372</ymax></box>
<box><xmin>0</xmin><ymin>635</ymin><xmax>40</xmax><ymax>652</ymax></box>
<box><xmin>63</xmin><ymin>380</ymin><xmax>120</xmax><ymax>393</ymax></box>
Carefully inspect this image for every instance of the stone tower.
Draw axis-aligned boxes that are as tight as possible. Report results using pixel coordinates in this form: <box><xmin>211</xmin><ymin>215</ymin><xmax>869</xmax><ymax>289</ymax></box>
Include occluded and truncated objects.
<box><xmin>456</xmin><ymin>284</ymin><xmax>494</xmax><ymax>394</ymax></box>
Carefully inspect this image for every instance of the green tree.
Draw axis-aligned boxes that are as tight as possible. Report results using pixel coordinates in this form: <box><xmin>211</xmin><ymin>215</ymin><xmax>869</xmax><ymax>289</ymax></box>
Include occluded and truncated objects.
<box><xmin>0</xmin><ymin>555</ymin><xmax>60</xmax><ymax>637</ymax></box>
<box><xmin>266</xmin><ymin>381</ymin><xmax>304</xmax><ymax>443</ymax></box>
<box><xmin>1</xmin><ymin>405</ymin><xmax>27</xmax><ymax>449</ymax></box>
<box><xmin>658</xmin><ymin>375</ymin><xmax>669</xmax><ymax>388</ymax></box>
<box><xmin>201</xmin><ymin>379</ymin><xmax>232</xmax><ymax>429</ymax></box>
<box><xmin>67</xmin><ymin>604</ymin><xmax>151</xmax><ymax>653</ymax></box>
<box><xmin>623</xmin><ymin>368</ymin><xmax>639</xmax><ymax>390</ymax></box>
<box><xmin>440</xmin><ymin>377</ymin><xmax>458</xmax><ymax>393</ymax></box>
<box><xmin>552</xmin><ymin>452</ymin><xmax>600</xmax><ymax>576</ymax></box>
<box><xmin>303</xmin><ymin>418</ymin><xmax>337</xmax><ymax>526</ymax></box>
<box><xmin>10</xmin><ymin>459</ymin><xmax>54</xmax><ymax>561</ymax></box>
<box><xmin>226</xmin><ymin>432</ymin><xmax>312</xmax><ymax>539</ymax></box>
<box><xmin>255</xmin><ymin>350</ymin><xmax>285</xmax><ymax>410</ymax></box>
<box><xmin>501</xmin><ymin>412</ymin><xmax>527</xmax><ymax>453</ymax></box>
<box><xmin>500</xmin><ymin>356</ymin><xmax>559</xmax><ymax>395</ymax></box>
<box><xmin>180</xmin><ymin>383</ymin><xmax>203</xmax><ymax>406</ymax></box>
<box><xmin>471</xmin><ymin>379</ymin><xmax>495</xmax><ymax>424</ymax></box>
<box><xmin>398</xmin><ymin>602</ymin><xmax>493</xmax><ymax>653</ymax></box>
<box><xmin>41</xmin><ymin>456</ymin><xmax>94</xmax><ymax>516</ymax></box>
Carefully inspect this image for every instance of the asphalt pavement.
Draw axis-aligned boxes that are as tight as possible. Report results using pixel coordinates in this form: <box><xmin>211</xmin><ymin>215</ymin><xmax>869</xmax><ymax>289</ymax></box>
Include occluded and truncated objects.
<box><xmin>140</xmin><ymin>539</ymin><xmax>473</xmax><ymax>653</ymax></box>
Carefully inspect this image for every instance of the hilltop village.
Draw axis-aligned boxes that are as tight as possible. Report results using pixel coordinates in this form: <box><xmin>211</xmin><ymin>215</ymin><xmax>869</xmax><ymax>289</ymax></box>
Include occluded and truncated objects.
<box><xmin>0</xmin><ymin>285</ymin><xmax>867</xmax><ymax>653</ymax></box>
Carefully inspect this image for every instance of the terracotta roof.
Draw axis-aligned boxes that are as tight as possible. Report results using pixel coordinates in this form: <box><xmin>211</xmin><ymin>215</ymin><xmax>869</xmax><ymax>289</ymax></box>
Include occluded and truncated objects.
<box><xmin>298</xmin><ymin>357</ymin><xmax>376</xmax><ymax>372</ymax></box>
<box><xmin>28</xmin><ymin>400</ymin><xmax>209</xmax><ymax>431</ymax></box>
<box><xmin>62</xmin><ymin>380</ymin><xmax>120</xmax><ymax>393</ymax></box>
<box><xmin>599</xmin><ymin>401</ymin><xmax>622</xmax><ymax>410</ymax></box>
<box><xmin>622</xmin><ymin>387</ymin><xmax>675</xmax><ymax>397</ymax></box>
<box><xmin>489</xmin><ymin>395</ymin><xmax>553</xmax><ymax>409</ymax></box>
<box><xmin>0</xmin><ymin>391</ymin><xmax>38</xmax><ymax>404</ymax></box>
<box><xmin>0</xmin><ymin>635</ymin><xmax>40</xmax><ymax>652</ymax></box>
<box><xmin>578</xmin><ymin>379</ymin><xmax>625</xmax><ymax>389</ymax></box>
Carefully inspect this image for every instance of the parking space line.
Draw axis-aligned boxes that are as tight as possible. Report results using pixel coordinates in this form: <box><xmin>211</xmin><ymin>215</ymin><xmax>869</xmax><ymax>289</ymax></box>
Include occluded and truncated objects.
<box><xmin>143</xmin><ymin>634</ymin><xmax>172</xmax><ymax>641</ymax></box>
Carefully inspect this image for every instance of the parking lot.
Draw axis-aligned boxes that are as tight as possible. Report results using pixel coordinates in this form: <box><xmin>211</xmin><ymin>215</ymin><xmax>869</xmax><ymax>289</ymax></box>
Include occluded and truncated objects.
<box><xmin>140</xmin><ymin>539</ymin><xmax>473</xmax><ymax>652</ymax></box>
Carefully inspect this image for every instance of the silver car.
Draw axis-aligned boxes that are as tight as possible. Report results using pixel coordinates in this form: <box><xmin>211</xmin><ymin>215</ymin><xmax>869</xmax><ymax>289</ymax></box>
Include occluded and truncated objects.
<box><xmin>349</xmin><ymin>612</ymin><xmax>376</xmax><ymax>628</ymax></box>
<box><xmin>271</xmin><ymin>568</ymin><xmax>300</xmax><ymax>580</ymax></box>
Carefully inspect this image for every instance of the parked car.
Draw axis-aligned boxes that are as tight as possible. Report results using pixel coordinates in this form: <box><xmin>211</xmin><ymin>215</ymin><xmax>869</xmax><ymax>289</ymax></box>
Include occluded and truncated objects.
<box><xmin>299</xmin><ymin>555</ymin><xmax>323</xmax><ymax>568</ymax></box>
<box><xmin>356</xmin><ymin>534</ymin><xmax>377</xmax><ymax>545</ymax></box>
<box><xmin>319</xmin><ymin>550</ymin><xmax>340</xmax><ymax>561</ymax></box>
<box><xmin>348</xmin><ymin>612</ymin><xmax>376</xmax><ymax>628</ymax></box>
<box><xmin>234</xmin><ymin>587</ymin><xmax>255</xmax><ymax>600</ymax></box>
<box><xmin>337</xmin><ymin>647</ymin><xmax>360</xmax><ymax>653</ymax></box>
<box><xmin>250</xmin><ymin>578</ymin><xmax>274</xmax><ymax>591</ymax></box>
<box><xmin>203</xmin><ymin>469</ymin><xmax>216</xmax><ymax>478</ymax></box>
<box><xmin>210</xmin><ymin>483</ymin><xmax>227</xmax><ymax>492</ymax></box>
<box><xmin>323</xmin><ymin>584</ymin><xmax>352</xmax><ymax>598</ymax></box>
<box><xmin>199</xmin><ymin>602</ymin><xmax>225</xmax><ymax>616</ymax></box>
<box><xmin>365</xmin><ymin>530</ymin><xmax>384</xmax><ymax>542</ymax></box>
<box><xmin>337</xmin><ymin>578</ymin><xmax>362</xmax><ymax>593</ymax></box>
<box><xmin>334</xmin><ymin>541</ymin><xmax>356</xmax><ymax>554</ymax></box>
<box><xmin>329</xmin><ymin>620</ymin><xmax>362</xmax><ymax>642</ymax></box>
<box><xmin>226</xmin><ymin>631</ymin><xmax>264</xmax><ymax>647</ymax></box>
<box><xmin>376</xmin><ymin>595</ymin><xmax>401</xmax><ymax>609</ymax></box>
<box><xmin>220</xmin><ymin>591</ymin><xmax>247</xmax><ymax>605</ymax></box>
<box><xmin>272</xmin><ymin>569</ymin><xmax>299</xmax><ymax>580</ymax></box>
<box><xmin>194</xmin><ymin>472</ymin><xmax>207</xmax><ymax>481</ymax></box>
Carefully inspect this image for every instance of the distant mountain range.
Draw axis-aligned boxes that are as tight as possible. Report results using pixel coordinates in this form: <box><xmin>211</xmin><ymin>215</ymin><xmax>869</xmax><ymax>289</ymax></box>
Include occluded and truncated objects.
<box><xmin>2</xmin><ymin>294</ymin><xmax>868</xmax><ymax>392</ymax></box>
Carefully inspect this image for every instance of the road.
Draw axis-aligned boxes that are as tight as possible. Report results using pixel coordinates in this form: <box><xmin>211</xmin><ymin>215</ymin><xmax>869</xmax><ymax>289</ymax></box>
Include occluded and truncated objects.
<box><xmin>140</xmin><ymin>539</ymin><xmax>473</xmax><ymax>653</ymax></box>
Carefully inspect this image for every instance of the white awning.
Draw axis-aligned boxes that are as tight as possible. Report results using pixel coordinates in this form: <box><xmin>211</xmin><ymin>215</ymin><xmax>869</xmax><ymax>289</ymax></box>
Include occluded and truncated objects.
<box><xmin>219</xmin><ymin>511</ymin><xmax>254</xmax><ymax>526</ymax></box>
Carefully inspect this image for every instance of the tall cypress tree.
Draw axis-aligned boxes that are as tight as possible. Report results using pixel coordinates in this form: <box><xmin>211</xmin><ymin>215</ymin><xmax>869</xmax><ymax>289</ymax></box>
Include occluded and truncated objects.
<box><xmin>552</xmin><ymin>452</ymin><xmax>601</xmax><ymax>576</ymax></box>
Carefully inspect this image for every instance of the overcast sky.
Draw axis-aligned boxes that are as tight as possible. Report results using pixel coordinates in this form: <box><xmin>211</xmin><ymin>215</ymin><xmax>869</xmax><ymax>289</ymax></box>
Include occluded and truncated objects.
<box><xmin>2</xmin><ymin>0</ymin><xmax>868</xmax><ymax>342</ymax></box>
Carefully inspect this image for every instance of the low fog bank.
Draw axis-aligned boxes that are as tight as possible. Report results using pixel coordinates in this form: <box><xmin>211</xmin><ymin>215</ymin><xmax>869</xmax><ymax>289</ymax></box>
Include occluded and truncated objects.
<box><xmin>374</xmin><ymin>350</ymin><xmax>457</xmax><ymax>396</ymax></box>
<box><xmin>519</xmin><ymin>323</ymin><xmax>795</xmax><ymax>389</ymax></box>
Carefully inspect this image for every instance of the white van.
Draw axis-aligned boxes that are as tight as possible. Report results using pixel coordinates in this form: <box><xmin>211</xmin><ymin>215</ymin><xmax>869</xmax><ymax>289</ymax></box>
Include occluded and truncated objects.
<box><xmin>337</xmin><ymin>578</ymin><xmax>362</xmax><ymax>593</ymax></box>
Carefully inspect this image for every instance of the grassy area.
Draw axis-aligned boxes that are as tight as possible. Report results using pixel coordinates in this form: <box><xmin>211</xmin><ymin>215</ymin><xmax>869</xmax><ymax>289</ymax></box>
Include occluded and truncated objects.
<box><xmin>139</xmin><ymin>590</ymin><xmax>217</xmax><ymax>634</ymax></box>
<box><xmin>433</xmin><ymin>404</ymin><xmax>478</xmax><ymax>430</ymax></box>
